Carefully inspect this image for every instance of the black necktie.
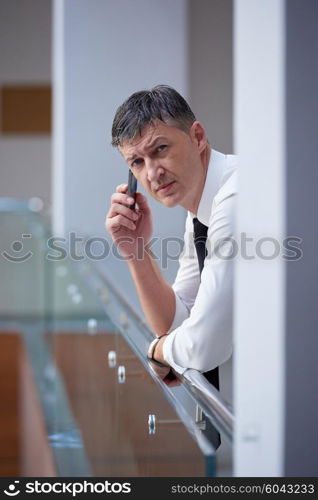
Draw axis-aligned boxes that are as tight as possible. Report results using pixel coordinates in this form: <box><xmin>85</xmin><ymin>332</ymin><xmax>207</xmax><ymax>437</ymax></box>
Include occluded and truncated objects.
<box><xmin>193</xmin><ymin>217</ymin><xmax>221</xmax><ymax>449</ymax></box>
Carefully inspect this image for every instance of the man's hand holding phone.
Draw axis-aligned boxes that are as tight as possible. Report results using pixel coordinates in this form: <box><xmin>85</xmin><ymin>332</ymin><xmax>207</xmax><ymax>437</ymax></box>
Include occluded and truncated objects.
<box><xmin>105</xmin><ymin>177</ymin><xmax>153</xmax><ymax>260</ymax></box>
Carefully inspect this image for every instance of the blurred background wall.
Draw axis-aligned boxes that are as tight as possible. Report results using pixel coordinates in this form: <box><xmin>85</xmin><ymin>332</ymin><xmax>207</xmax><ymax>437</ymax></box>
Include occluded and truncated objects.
<box><xmin>189</xmin><ymin>0</ymin><xmax>233</xmax><ymax>153</ymax></box>
<box><xmin>0</xmin><ymin>0</ymin><xmax>52</xmax><ymax>206</ymax></box>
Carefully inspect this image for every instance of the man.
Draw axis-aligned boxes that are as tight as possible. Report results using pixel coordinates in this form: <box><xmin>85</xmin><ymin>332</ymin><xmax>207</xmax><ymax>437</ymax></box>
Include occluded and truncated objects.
<box><xmin>105</xmin><ymin>85</ymin><xmax>237</xmax><ymax>392</ymax></box>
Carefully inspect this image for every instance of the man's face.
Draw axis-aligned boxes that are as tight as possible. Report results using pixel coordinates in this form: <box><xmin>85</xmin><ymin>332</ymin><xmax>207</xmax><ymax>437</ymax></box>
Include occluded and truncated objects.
<box><xmin>119</xmin><ymin>120</ymin><xmax>206</xmax><ymax>209</ymax></box>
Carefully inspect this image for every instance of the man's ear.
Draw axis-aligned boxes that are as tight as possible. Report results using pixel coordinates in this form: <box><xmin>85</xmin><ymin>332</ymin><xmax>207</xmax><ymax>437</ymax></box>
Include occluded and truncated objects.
<box><xmin>189</xmin><ymin>121</ymin><xmax>207</xmax><ymax>152</ymax></box>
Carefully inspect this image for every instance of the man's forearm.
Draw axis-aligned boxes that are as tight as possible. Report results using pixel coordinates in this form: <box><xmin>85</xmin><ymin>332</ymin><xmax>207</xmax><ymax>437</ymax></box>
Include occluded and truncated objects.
<box><xmin>127</xmin><ymin>246</ymin><xmax>176</xmax><ymax>336</ymax></box>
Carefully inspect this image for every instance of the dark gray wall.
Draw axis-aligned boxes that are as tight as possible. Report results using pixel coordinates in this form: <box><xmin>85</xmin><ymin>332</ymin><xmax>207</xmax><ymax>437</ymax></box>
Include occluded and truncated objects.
<box><xmin>285</xmin><ymin>0</ymin><xmax>318</xmax><ymax>476</ymax></box>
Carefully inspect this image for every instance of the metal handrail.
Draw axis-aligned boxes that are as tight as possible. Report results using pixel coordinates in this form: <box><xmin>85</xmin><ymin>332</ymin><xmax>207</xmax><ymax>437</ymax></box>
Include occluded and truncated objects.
<box><xmin>183</xmin><ymin>369</ymin><xmax>233</xmax><ymax>439</ymax></box>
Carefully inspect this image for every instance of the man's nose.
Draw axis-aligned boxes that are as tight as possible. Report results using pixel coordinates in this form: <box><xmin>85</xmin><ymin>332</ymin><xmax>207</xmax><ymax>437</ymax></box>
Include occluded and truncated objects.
<box><xmin>145</xmin><ymin>159</ymin><xmax>164</xmax><ymax>182</ymax></box>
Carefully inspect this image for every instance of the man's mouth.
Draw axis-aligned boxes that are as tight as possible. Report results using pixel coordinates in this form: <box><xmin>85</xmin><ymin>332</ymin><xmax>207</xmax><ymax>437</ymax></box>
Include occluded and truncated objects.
<box><xmin>156</xmin><ymin>181</ymin><xmax>175</xmax><ymax>194</ymax></box>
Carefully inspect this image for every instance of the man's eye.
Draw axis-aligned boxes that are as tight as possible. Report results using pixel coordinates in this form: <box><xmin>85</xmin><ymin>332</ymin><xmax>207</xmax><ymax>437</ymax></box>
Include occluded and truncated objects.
<box><xmin>131</xmin><ymin>158</ymin><xmax>143</xmax><ymax>168</ymax></box>
<box><xmin>157</xmin><ymin>145</ymin><xmax>167</xmax><ymax>152</ymax></box>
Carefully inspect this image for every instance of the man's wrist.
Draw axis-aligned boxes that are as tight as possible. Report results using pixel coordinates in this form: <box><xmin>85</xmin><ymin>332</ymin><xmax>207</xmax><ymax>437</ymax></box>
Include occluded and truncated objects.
<box><xmin>127</xmin><ymin>241</ymin><xmax>153</xmax><ymax>272</ymax></box>
<box><xmin>147</xmin><ymin>334</ymin><xmax>169</xmax><ymax>367</ymax></box>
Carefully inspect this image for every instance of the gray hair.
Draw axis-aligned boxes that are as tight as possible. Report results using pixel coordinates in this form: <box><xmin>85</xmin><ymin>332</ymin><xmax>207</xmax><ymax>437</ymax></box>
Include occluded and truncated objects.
<box><xmin>111</xmin><ymin>85</ymin><xmax>196</xmax><ymax>147</ymax></box>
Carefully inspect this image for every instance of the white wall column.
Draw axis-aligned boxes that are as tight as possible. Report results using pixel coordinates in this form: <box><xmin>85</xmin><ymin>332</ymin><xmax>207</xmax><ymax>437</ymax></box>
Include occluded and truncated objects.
<box><xmin>234</xmin><ymin>0</ymin><xmax>318</xmax><ymax>476</ymax></box>
<box><xmin>234</xmin><ymin>0</ymin><xmax>285</xmax><ymax>476</ymax></box>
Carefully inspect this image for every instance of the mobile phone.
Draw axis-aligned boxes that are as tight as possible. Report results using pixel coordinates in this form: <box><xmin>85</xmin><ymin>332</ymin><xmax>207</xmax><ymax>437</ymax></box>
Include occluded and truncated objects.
<box><xmin>127</xmin><ymin>170</ymin><xmax>137</xmax><ymax>211</ymax></box>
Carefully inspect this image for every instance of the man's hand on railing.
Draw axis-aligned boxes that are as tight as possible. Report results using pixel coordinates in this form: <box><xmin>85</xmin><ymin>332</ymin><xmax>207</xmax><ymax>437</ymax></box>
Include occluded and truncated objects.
<box><xmin>148</xmin><ymin>361</ymin><xmax>182</xmax><ymax>387</ymax></box>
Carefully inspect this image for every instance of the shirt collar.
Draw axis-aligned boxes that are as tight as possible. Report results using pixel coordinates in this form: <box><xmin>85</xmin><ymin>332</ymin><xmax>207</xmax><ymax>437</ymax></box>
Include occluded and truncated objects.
<box><xmin>191</xmin><ymin>149</ymin><xmax>230</xmax><ymax>226</ymax></box>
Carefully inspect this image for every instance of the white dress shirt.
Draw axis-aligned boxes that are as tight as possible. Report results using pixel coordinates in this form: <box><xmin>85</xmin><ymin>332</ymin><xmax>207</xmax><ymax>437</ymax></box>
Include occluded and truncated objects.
<box><xmin>162</xmin><ymin>149</ymin><xmax>238</xmax><ymax>375</ymax></box>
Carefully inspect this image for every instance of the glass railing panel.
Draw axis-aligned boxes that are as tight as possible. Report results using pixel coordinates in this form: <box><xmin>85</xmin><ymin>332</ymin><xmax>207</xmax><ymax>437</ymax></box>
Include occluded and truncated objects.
<box><xmin>49</xmin><ymin>255</ymin><xmax>216</xmax><ymax>476</ymax></box>
<box><xmin>52</xmin><ymin>328</ymin><xmax>209</xmax><ymax>476</ymax></box>
<box><xmin>0</xmin><ymin>202</ymin><xmax>233</xmax><ymax>477</ymax></box>
<box><xmin>0</xmin><ymin>210</ymin><xmax>47</xmax><ymax>318</ymax></box>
